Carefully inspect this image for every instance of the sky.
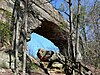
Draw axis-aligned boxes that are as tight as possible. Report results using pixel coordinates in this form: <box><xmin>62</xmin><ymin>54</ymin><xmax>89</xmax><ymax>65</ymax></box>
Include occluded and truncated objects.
<box><xmin>27</xmin><ymin>33</ymin><xmax>59</xmax><ymax>58</ymax></box>
<box><xmin>50</xmin><ymin>0</ymin><xmax>97</xmax><ymax>40</ymax></box>
<box><xmin>50</xmin><ymin>0</ymin><xmax>95</xmax><ymax>19</ymax></box>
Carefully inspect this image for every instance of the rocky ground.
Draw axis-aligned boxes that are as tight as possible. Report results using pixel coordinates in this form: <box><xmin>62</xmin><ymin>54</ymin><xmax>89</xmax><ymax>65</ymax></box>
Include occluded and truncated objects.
<box><xmin>0</xmin><ymin>49</ymin><xmax>100</xmax><ymax>75</ymax></box>
<box><xmin>0</xmin><ymin>64</ymin><xmax>100</xmax><ymax>75</ymax></box>
<box><xmin>0</xmin><ymin>69</ymin><xmax>13</xmax><ymax>75</ymax></box>
<box><xmin>0</xmin><ymin>69</ymin><xmax>65</xmax><ymax>75</ymax></box>
<box><xmin>0</xmin><ymin>68</ymin><xmax>100</xmax><ymax>75</ymax></box>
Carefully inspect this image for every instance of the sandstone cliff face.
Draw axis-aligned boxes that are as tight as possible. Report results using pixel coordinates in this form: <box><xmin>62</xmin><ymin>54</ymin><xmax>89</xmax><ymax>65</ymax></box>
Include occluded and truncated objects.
<box><xmin>0</xmin><ymin>0</ymin><xmax>69</xmax><ymax>52</ymax></box>
<box><xmin>0</xmin><ymin>0</ymin><xmax>68</xmax><ymax>28</ymax></box>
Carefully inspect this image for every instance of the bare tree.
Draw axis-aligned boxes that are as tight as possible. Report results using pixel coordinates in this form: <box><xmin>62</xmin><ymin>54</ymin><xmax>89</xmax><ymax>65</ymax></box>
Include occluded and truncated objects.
<box><xmin>75</xmin><ymin>0</ymin><xmax>82</xmax><ymax>62</ymax></box>
<box><xmin>22</xmin><ymin>0</ymin><xmax>28</xmax><ymax>75</ymax></box>
<box><xmin>12</xmin><ymin>0</ymin><xmax>20</xmax><ymax>74</ymax></box>
<box><xmin>69</xmin><ymin>0</ymin><xmax>75</xmax><ymax>61</ymax></box>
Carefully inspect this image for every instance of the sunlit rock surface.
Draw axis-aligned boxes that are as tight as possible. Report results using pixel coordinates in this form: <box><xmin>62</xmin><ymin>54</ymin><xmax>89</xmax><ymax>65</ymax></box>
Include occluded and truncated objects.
<box><xmin>0</xmin><ymin>0</ymin><xmax>70</xmax><ymax>55</ymax></box>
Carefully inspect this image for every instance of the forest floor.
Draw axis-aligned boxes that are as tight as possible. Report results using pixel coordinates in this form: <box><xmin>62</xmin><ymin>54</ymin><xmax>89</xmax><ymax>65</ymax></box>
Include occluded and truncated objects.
<box><xmin>0</xmin><ymin>67</ymin><xmax>100</xmax><ymax>75</ymax></box>
<box><xmin>0</xmin><ymin>49</ymin><xmax>100</xmax><ymax>75</ymax></box>
<box><xmin>0</xmin><ymin>69</ymin><xmax>65</xmax><ymax>75</ymax></box>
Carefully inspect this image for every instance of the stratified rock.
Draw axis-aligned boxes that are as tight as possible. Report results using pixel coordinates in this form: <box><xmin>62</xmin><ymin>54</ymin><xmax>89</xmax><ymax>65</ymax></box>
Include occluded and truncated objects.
<box><xmin>0</xmin><ymin>0</ymin><xmax>71</xmax><ymax>56</ymax></box>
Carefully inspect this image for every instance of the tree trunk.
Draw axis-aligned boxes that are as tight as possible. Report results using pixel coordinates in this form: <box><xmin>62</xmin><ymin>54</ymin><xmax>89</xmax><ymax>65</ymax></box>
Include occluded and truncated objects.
<box><xmin>12</xmin><ymin>0</ymin><xmax>20</xmax><ymax>74</ymax></box>
<box><xmin>75</xmin><ymin>0</ymin><xmax>82</xmax><ymax>62</ymax></box>
<box><xmin>69</xmin><ymin>0</ymin><xmax>75</xmax><ymax>75</ymax></box>
<box><xmin>69</xmin><ymin>0</ymin><xmax>75</xmax><ymax>62</ymax></box>
<box><xmin>15</xmin><ymin>18</ymin><xmax>19</xmax><ymax>75</ymax></box>
<box><xmin>22</xmin><ymin>0</ymin><xmax>28</xmax><ymax>75</ymax></box>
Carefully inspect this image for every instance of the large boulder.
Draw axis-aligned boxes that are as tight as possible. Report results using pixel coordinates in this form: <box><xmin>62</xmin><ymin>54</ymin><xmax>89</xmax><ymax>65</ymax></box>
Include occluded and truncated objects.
<box><xmin>0</xmin><ymin>50</ymin><xmax>14</xmax><ymax>69</ymax></box>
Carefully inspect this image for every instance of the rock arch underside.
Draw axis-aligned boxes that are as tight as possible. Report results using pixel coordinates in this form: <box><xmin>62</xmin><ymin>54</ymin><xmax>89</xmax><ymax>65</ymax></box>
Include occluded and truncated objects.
<box><xmin>27</xmin><ymin>0</ymin><xmax>70</xmax><ymax>55</ymax></box>
<box><xmin>10</xmin><ymin>0</ymin><xmax>70</xmax><ymax>55</ymax></box>
<box><xmin>32</xmin><ymin>19</ymin><xmax>69</xmax><ymax>54</ymax></box>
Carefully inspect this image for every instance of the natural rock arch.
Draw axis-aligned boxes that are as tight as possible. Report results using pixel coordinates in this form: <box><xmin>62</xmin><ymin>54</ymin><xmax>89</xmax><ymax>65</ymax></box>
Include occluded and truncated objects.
<box><xmin>31</xmin><ymin>19</ymin><xmax>69</xmax><ymax>55</ymax></box>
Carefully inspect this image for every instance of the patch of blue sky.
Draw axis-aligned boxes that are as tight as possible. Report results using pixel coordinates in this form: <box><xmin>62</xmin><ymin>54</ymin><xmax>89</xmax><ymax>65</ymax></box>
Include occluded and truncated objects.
<box><xmin>27</xmin><ymin>33</ymin><xmax>59</xmax><ymax>58</ymax></box>
<box><xmin>50</xmin><ymin>0</ymin><xmax>95</xmax><ymax>19</ymax></box>
<box><xmin>52</xmin><ymin>0</ymin><xmax>69</xmax><ymax>19</ymax></box>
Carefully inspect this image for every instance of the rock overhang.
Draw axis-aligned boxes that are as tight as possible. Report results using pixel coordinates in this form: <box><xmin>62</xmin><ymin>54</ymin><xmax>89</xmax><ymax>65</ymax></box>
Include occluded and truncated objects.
<box><xmin>0</xmin><ymin>0</ymin><xmax>69</xmax><ymax>54</ymax></box>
